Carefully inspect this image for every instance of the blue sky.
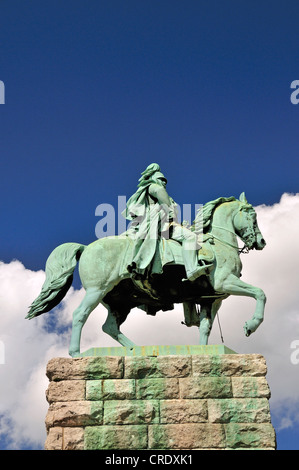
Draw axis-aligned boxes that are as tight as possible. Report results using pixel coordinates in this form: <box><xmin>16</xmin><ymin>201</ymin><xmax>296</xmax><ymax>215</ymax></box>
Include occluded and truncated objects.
<box><xmin>0</xmin><ymin>0</ymin><xmax>299</xmax><ymax>450</ymax></box>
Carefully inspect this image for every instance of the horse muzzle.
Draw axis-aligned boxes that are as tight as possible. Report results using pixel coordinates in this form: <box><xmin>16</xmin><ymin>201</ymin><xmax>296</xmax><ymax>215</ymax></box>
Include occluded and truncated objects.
<box><xmin>254</xmin><ymin>233</ymin><xmax>266</xmax><ymax>250</ymax></box>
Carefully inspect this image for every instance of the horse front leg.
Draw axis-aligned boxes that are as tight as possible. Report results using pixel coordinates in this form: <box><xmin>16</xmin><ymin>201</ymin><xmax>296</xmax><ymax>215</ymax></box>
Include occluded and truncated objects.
<box><xmin>219</xmin><ymin>274</ymin><xmax>266</xmax><ymax>337</ymax></box>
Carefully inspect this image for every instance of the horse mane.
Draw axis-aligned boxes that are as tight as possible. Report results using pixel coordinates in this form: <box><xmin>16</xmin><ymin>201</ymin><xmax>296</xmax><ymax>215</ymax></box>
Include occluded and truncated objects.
<box><xmin>193</xmin><ymin>196</ymin><xmax>237</xmax><ymax>233</ymax></box>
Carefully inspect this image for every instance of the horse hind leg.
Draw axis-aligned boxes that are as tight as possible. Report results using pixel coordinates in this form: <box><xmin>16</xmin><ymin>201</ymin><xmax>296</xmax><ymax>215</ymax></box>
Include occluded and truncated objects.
<box><xmin>198</xmin><ymin>299</ymin><xmax>223</xmax><ymax>345</ymax></box>
<box><xmin>69</xmin><ymin>287</ymin><xmax>103</xmax><ymax>357</ymax></box>
<box><xmin>102</xmin><ymin>306</ymin><xmax>136</xmax><ymax>349</ymax></box>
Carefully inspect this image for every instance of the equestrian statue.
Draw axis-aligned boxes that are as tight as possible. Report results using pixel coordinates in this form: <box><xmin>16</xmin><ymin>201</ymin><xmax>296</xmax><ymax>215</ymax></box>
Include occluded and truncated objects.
<box><xmin>26</xmin><ymin>163</ymin><xmax>267</xmax><ymax>357</ymax></box>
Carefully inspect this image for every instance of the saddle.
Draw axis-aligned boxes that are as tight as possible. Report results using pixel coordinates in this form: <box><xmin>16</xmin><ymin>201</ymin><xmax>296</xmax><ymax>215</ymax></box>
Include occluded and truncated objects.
<box><xmin>131</xmin><ymin>236</ymin><xmax>215</xmax><ymax>302</ymax></box>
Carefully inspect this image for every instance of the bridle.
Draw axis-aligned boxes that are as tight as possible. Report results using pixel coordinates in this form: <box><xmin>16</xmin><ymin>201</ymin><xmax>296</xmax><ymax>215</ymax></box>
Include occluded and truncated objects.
<box><xmin>210</xmin><ymin>226</ymin><xmax>249</xmax><ymax>254</ymax></box>
<box><xmin>210</xmin><ymin>204</ymin><xmax>257</xmax><ymax>254</ymax></box>
<box><xmin>235</xmin><ymin>204</ymin><xmax>258</xmax><ymax>251</ymax></box>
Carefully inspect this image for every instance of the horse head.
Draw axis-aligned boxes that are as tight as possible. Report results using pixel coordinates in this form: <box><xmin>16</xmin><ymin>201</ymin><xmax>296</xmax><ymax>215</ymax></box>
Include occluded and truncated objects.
<box><xmin>233</xmin><ymin>192</ymin><xmax>266</xmax><ymax>251</ymax></box>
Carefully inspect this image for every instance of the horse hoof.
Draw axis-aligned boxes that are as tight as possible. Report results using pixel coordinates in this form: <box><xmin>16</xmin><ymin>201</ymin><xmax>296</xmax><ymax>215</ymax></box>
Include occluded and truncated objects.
<box><xmin>69</xmin><ymin>351</ymin><xmax>80</xmax><ymax>358</ymax></box>
<box><xmin>243</xmin><ymin>324</ymin><xmax>251</xmax><ymax>337</ymax></box>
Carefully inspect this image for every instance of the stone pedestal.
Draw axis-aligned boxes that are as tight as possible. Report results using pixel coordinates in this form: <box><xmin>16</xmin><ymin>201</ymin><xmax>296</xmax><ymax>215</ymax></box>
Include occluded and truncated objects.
<box><xmin>44</xmin><ymin>346</ymin><xmax>276</xmax><ymax>450</ymax></box>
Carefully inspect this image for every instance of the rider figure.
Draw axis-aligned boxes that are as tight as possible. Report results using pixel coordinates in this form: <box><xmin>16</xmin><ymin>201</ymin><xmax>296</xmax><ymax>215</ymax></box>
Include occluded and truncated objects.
<box><xmin>123</xmin><ymin>163</ymin><xmax>210</xmax><ymax>282</ymax></box>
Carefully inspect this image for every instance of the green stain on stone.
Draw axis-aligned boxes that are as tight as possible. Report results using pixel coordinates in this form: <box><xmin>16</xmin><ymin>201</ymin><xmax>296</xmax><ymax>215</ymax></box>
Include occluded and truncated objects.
<box><xmin>84</xmin><ymin>425</ymin><xmax>148</xmax><ymax>450</ymax></box>
<box><xmin>89</xmin><ymin>401</ymin><xmax>104</xmax><ymax>425</ymax></box>
<box><xmin>214</xmin><ymin>398</ymin><xmax>269</xmax><ymax>424</ymax></box>
<box><xmin>225</xmin><ymin>423</ymin><xmax>263</xmax><ymax>448</ymax></box>
<box><xmin>149</xmin><ymin>424</ymin><xmax>169</xmax><ymax>450</ymax></box>
<box><xmin>136</xmin><ymin>377</ymin><xmax>173</xmax><ymax>399</ymax></box>
<box><xmin>85</xmin><ymin>356</ymin><xmax>123</xmax><ymax>379</ymax></box>
<box><xmin>208</xmin><ymin>355</ymin><xmax>223</xmax><ymax>377</ymax></box>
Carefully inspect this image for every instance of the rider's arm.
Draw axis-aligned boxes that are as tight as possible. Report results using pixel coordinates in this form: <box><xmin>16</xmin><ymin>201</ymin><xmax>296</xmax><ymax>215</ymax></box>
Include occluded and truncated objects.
<box><xmin>148</xmin><ymin>183</ymin><xmax>177</xmax><ymax>221</ymax></box>
<box><xmin>148</xmin><ymin>183</ymin><xmax>172</xmax><ymax>206</ymax></box>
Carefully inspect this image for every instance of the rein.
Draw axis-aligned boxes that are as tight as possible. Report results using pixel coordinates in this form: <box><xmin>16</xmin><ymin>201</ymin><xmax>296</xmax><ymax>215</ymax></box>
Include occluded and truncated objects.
<box><xmin>209</xmin><ymin>225</ymin><xmax>249</xmax><ymax>254</ymax></box>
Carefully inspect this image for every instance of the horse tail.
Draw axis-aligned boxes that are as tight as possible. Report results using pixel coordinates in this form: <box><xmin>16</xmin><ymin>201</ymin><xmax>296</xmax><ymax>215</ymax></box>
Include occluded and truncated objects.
<box><xmin>26</xmin><ymin>242</ymin><xmax>86</xmax><ymax>319</ymax></box>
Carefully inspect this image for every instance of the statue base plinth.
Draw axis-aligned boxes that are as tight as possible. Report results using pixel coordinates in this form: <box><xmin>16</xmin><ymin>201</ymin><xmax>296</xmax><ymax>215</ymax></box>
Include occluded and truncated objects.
<box><xmin>79</xmin><ymin>344</ymin><xmax>236</xmax><ymax>357</ymax></box>
<box><xmin>45</xmin><ymin>348</ymin><xmax>276</xmax><ymax>450</ymax></box>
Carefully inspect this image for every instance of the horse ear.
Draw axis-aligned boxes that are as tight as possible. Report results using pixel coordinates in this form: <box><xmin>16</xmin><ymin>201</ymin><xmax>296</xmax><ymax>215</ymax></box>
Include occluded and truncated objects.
<box><xmin>239</xmin><ymin>192</ymin><xmax>248</xmax><ymax>203</ymax></box>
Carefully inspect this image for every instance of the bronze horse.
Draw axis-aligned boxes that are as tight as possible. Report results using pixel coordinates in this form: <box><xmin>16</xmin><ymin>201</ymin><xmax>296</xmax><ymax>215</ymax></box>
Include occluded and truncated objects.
<box><xmin>27</xmin><ymin>193</ymin><xmax>266</xmax><ymax>357</ymax></box>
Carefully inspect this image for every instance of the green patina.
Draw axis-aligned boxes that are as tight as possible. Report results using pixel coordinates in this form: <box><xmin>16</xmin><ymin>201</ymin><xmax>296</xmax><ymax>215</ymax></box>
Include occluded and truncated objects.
<box><xmin>149</xmin><ymin>423</ymin><xmax>170</xmax><ymax>450</ymax></box>
<box><xmin>140</xmin><ymin>356</ymin><xmax>164</xmax><ymax>379</ymax></box>
<box><xmin>89</xmin><ymin>401</ymin><xmax>104</xmax><ymax>426</ymax></box>
<box><xmin>224</xmin><ymin>423</ymin><xmax>273</xmax><ymax>449</ymax></box>
<box><xmin>79</xmin><ymin>344</ymin><xmax>236</xmax><ymax>357</ymax></box>
<box><xmin>85</xmin><ymin>356</ymin><xmax>123</xmax><ymax>379</ymax></box>
<box><xmin>136</xmin><ymin>377</ymin><xmax>176</xmax><ymax>399</ymax></box>
<box><xmin>84</xmin><ymin>425</ymin><xmax>148</xmax><ymax>450</ymax></box>
<box><xmin>45</xmin><ymin>352</ymin><xmax>276</xmax><ymax>450</ymax></box>
<box><xmin>238</xmin><ymin>377</ymin><xmax>260</xmax><ymax>398</ymax></box>
<box><xmin>27</xmin><ymin>162</ymin><xmax>267</xmax><ymax>359</ymax></box>
<box><xmin>199</xmin><ymin>376</ymin><xmax>233</xmax><ymax>398</ymax></box>
<box><xmin>213</xmin><ymin>397</ymin><xmax>269</xmax><ymax>424</ymax></box>
<box><xmin>86</xmin><ymin>380</ymin><xmax>103</xmax><ymax>400</ymax></box>
<box><xmin>206</xmin><ymin>355</ymin><xmax>223</xmax><ymax>377</ymax></box>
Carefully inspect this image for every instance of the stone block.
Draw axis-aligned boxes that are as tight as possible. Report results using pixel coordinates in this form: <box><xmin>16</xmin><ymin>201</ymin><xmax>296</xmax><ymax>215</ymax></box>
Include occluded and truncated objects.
<box><xmin>86</xmin><ymin>356</ymin><xmax>124</xmax><ymax>379</ymax></box>
<box><xmin>148</xmin><ymin>423</ymin><xmax>226</xmax><ymax>449</ymax></box>
<box><xmin>192</xmin><ymin>354</ymin><xmax>267</xmax><ymax>377</ymax></box>
<box><xmin>46</xmin><ymin>356</ymin><xmax>123</xmax><ymax>381</ymax></box>
<box><xmin>63</xmin><ymin>427</ymin><xmax>84</xmax><ymax>450</ymax></box>
<box><xmin>136</xmin><ymin>378</ymin><xmax>179</xmax><ymax>399</ymax></box>
<box><xmin>208</xmin><ymin>398</ymin><xmax>271</xmax><ymax>423</ymax></box>
<box><xmin>124</xmin><ymin>355</ymin><xmax>191</xmax><ymax>378</ymax></box>
<box><xmin>160</xmin><ymin>399</ymin><xmax>208</xmax><ymax>423</ymax></box>
<box><xmin>86</xmin><ymin>379</ymin><xmax>135</xmax><ymax>400</ymax></box>
<box><xmin>46</xmin><ymin>400</ymin><xmax>103</xmax><ymax>428</ymax></box>
<box><xmin>46</xmin><ymin>380</ymin><xmax>85</xmax><ymax>403</ymax></box>
<box><xmin>179</xmin><ymin>376</ymin><xmax>232</xmax><ymax>399</ymax></box>
<box><xmin>232</xmin><ymin>376</ymin><xmax>270</xmax><ymax>398</ymax></box>
<box><xmin>45</xmin><ymin>427</ymin><xmax>63</xmax><ymax>450</ymax></box>
<box><xmin>103</xmin><ymin>399</ymin><xmax>159</xmax><ymax>425</ymax></box>
<box><xmin>84</xmin><ymin>425</ymin><xmax>148</xmax><ymax>450</ymax></box>
<box><xmin>224</xmin><ymin>423</ymin><xmax>277</xmax><ymax>449</ymax></box>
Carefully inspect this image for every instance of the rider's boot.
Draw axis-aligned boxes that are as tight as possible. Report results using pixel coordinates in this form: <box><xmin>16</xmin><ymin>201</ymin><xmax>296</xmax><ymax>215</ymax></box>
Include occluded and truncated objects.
<box><xmin>186</xmin><ymin>260</ymin><xmax>214</xmax><ymax>281</ymax></box>
<box><xmin>183</xmin><ymin>245</ymin><xmax>213</xmax><ymax>281</ymax></box>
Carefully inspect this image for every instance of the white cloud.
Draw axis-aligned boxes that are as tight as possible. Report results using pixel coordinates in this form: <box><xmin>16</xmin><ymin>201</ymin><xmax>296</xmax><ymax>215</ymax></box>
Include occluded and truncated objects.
<box><xmin>0</xmin><ymin>192</ymin><xmax>299</xmax><ymax>448</ymax></box>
